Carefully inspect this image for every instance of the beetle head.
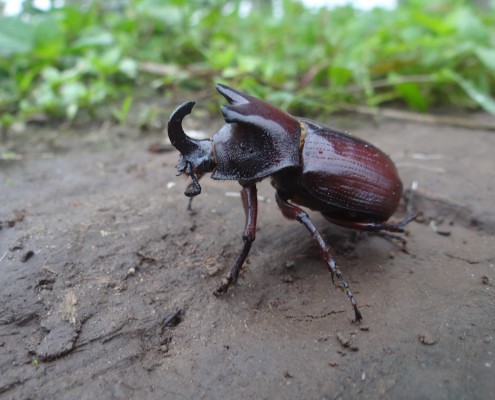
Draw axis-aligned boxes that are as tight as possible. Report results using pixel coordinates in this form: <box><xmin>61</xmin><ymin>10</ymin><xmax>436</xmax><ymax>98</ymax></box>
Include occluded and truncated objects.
<box><xmin>167</xmin><ymin>101</ymin><xmax>216</xmax><ymax>197</ymax></box>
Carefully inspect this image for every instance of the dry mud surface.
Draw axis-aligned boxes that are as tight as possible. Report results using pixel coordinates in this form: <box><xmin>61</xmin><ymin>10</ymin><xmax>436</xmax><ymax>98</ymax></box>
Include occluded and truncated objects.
<box><xmin>1</xmin><ymin>113</ymin><xmax>494</xmax><ymax>399</ymax></box>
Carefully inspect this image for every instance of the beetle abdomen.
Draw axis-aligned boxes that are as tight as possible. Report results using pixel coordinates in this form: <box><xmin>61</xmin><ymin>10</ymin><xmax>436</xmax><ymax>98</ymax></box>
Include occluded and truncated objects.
<box><xmin>300</xmin><ymin>119</ymin><xmax>402</xmax><ymax>221</ymax></box>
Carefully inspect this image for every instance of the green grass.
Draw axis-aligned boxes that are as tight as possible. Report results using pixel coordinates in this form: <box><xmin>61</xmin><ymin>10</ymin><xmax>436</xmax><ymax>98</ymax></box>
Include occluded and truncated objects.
<box><xmin>0</xmin><ymin>0</ymin><xmax>494</xmax><ymax>130</ymax></box>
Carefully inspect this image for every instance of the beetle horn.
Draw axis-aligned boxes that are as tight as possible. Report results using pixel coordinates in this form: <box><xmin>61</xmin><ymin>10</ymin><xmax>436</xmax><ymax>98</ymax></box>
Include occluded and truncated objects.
<box><xmin>216</xmin><ymin>84</ymin><xmax>250</xmax><ymax>105</ymax></box>
<box><xmin>167</xmin><ymin>101</ymin><xmax>216</xmax><ymax>197</ymax></box>
<box><xmin>167</xmin><ymin>101</ymin><xmax>200</xmax><ymax>155</ymax></box>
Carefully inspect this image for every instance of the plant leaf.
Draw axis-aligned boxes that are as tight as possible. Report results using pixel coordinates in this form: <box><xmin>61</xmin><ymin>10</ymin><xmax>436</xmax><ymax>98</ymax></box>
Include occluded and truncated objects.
<box><xmin>444</xmin><ymin>70</ymin><xmax>495</xmax><ymax>115</ymax></box>
<box><xmin>0</xmin><ymin>17</ymin><xmax>34</xmax><ymax>56</ymax></box>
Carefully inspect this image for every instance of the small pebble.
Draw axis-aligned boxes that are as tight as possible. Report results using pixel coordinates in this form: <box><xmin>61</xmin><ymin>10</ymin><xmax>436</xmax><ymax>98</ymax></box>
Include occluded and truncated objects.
<box><xmin>337</xmin><ymin>332</ymin><xmax>359</xmax><ymax>351</ymax></box>
<box><xmin>419</xmin><ymin>332</ymin><xmax>436</xmax><ymax>345</ymax></box>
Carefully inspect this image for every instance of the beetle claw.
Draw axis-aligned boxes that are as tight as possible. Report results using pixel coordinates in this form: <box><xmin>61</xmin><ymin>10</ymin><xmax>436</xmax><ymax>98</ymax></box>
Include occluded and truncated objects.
<box><xmin>332</xmin><ymin>267</ymin><xmax>363</xmax><ymax>321</ymax></box>
<box><xmin>353</xmin><ymin>305</ymin><xmax>363</xmax><ymax>323</ymax></box>
<box><xmin>186</xmin><ymin>197</ymin><xmax>195</xmax><ymax>213</ymax></box>
<box><xmin>214</xmin><ymin>277</ymin><xmax>231</xmax><ymax>296</ymax></box>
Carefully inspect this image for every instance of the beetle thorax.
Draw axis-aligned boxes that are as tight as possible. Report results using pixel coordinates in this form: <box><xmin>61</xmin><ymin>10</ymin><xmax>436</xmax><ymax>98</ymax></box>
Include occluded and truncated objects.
<box><xmin>211</xmin><ymin>122</ymin><xmax>301</xmax><ymax>182</ymax></box>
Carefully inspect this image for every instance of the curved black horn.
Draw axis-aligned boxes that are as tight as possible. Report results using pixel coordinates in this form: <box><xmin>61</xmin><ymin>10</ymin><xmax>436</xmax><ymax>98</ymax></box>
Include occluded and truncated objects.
<box><xmin>168</xmin><ymin>101</ymin><xmax>200</xmax><ymax>155</ymax></box>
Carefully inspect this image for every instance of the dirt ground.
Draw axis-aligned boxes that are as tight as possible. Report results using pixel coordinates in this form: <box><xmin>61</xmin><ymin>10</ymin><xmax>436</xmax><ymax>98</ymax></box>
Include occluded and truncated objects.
<box><xmin>1</xmin><ymin>105</ymin><xmax>494</xmax><ymax>400</ymax></box>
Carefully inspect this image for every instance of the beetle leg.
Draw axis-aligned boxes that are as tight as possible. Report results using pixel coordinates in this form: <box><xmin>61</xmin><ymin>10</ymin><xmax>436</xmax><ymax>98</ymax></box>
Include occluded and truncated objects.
<box><xmin>275</xmin><ymin>192</ymin><xmax>362</xmax><ymax>322</ymax></box>
<box><xmin>184</xmin><ymin>172</ymin><xmax>205</xmax><ymax>212</ymax></box>
<box><xmin>373</xmin><ymin>231</ymin><xmax>409</xmax><ymax>253</ymax></box>
<box><xmin>325</xmin><ymin>214</ymin><xmax>416</xmax><ymax>252</ymax></box>
<box><xmin>324</xmin><ymin>214</ymin><xmax>417</xmax><ymax>233</ymax></box>
<box><xmin>214</xmin><ymin>184</ymin><xmax>258</xmax><ymax>296</ymax></box>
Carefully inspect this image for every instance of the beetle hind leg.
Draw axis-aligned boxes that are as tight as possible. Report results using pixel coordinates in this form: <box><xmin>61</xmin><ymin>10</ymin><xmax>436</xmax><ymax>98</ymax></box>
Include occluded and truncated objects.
<box><xmin>275</xmin><ymin>192</ymin><xmax>362</xmax><ymax>322</ymax></box>
<box><xmin>370</xmin><ymin>214</ymin><xmax>417</xmax><ymax>233</ymax></box>
<box><xmin>326</xmin><ymin>214</ymin><xmax>417</xmax><ymax>253</ymax></box>
<box><xmin>325</xmin><ymin>214</ymin><xmax>417</xmax><ymax>233</ymax></box>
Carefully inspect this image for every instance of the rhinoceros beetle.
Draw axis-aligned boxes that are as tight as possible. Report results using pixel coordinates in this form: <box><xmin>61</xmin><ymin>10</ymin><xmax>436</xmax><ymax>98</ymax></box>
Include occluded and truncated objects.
<box><xmin>168</xmin><ymin>84</ymin><xmax>414</xmax><ymax>322</ymax></box>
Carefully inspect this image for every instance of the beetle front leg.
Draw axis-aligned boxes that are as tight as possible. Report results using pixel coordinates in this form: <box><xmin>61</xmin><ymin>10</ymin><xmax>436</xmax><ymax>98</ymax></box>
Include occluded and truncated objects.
<box><xmin>214</xmin><ymin>184</ymin><xmax>258</xmax><ymax>295</ymax></box>
<box><xmin>184</xmin><ymin>172</ymin><xmax>205</xmax><ymax>212</ymax></box>
<box><xmin>275</xmin><ymin>192</ymin><xmax>363</xmax><ymax>322</ymax></box>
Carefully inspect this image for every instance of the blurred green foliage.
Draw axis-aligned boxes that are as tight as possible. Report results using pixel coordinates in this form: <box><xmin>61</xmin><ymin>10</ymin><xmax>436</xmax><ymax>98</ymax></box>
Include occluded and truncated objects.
<box><xmin>0</xmin><ymin>0</ymin><xmax>494</xmax><ymax>129</ymax></box>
